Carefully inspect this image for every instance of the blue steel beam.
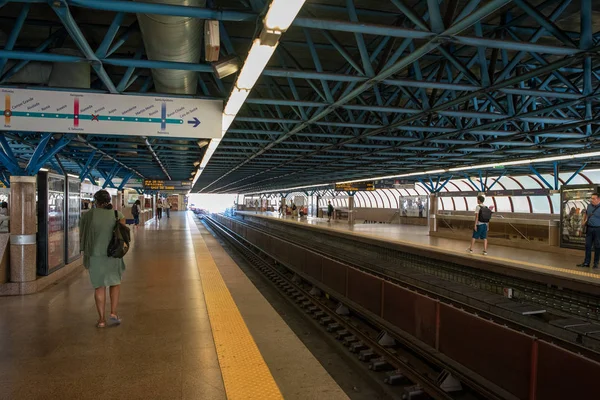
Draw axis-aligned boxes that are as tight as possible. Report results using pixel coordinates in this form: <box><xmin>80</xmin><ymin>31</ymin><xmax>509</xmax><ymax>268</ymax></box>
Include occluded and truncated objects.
<box><xmin>95</xmin><ymin>11</ymin><xmax>125</xmax><ymax>58</ymax></box>
<box><xmin>50</xmin><ymin>1</ymin><xmax>118</xmax><ymax>93</ymax></box>
<box><xmin>529</xmin><ymin>165</ymin><xmax>554</xmax><ymax>190</ymax></box>
<box><xmin>68</xmin><ymin>0</ymin><xmax>255</xmax><ymax>20</ymax></box>
<box><xmin>25</xmin><ymin>133</ymin><xmax>52</xmax><ymax>175</ymax></box>
<box><xmin>564</xmin><ymin>164</ymin><xmax>588</xmax><ymax>185</ymax></box>
<box><xmin>0</xmin><ymin>3</ymin><xmax>29</xmax><ymax>73</ymax></box>
<box><xmin>118</xmin><ymin>172</ymin><xmax>134</xmax><ymax>190</ymax></box>
<box><xmin>0</xmin><ymin>29</ymin><xmax>66</xmax><ymax>83</ymax></box>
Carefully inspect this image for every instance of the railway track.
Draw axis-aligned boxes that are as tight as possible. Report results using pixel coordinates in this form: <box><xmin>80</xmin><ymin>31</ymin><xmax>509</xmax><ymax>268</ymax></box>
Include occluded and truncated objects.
<box><xmin>205</xmin><ymin>213</ymin><xmax>600</xmax><ymax>400</ymax></box>
<box><xmin>234</xmin><ymin>213</ymin><xmax>600</xmax><ymax>350</ymax></box>
<box><xmin>202</xmin><ymin>215</ymin><xmax>494</xmax><ymax>400</ymax></box>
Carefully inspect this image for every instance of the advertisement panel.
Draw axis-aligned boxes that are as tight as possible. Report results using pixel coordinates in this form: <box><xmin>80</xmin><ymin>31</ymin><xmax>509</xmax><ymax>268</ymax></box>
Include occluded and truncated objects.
<box><xmin>560</xmin><ymin>185</ymin><xmax>599</xmax><ymax>249</ymax></box>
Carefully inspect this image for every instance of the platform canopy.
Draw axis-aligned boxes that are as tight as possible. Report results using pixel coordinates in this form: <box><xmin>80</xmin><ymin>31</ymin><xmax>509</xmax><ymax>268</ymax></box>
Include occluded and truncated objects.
<box><xmin>0</xmin><ymin>1</ymin><xmax>599</xmax><ymax>192</ymax></box>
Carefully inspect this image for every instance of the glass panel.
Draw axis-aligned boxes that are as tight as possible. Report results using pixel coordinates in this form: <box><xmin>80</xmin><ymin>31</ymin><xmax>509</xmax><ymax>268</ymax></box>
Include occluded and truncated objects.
<box><xmin>492</xmin><ymin>196</ymin><xmax>511</xmax><ymax>213</ymax></box>
<box><xmin>511</xmin><ymin>196</ymin><xmax>530</xmax><ymax>213</ymax></box>
<box><xmin>530</xmin><ymin>196</ymin><xmax>551</xmax><ymax>214</ymax></box>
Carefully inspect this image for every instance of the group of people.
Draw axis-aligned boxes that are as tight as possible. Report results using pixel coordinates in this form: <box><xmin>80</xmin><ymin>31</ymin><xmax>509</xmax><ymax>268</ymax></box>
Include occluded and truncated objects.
<box><xmin>156</xmin><ymin>198</ymin><xmax>172</xmax><ymax>219</ymax></box>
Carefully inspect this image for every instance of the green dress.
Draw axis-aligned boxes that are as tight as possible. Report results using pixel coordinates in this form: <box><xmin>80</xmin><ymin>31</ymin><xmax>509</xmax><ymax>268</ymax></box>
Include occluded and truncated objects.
<box><xmin>79</xmin><ymin>208</ymin><xmax>126</xmax><ymax>288</ymax></box>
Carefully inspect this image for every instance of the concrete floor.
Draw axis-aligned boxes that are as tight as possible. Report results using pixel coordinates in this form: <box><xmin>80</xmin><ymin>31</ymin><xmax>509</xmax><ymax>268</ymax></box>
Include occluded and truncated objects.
<box><xmin>0</xmin><ymin>212</ymin><xmax>347</xmax><ymax>400</ymax></box>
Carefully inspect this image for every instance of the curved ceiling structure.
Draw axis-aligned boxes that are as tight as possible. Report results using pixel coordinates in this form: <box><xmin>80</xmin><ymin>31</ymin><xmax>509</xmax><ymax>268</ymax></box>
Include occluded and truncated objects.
<box><xmin>0</xmin><ymin>1</ymin><xmax>599</xmax><ymax>193</ymax></box>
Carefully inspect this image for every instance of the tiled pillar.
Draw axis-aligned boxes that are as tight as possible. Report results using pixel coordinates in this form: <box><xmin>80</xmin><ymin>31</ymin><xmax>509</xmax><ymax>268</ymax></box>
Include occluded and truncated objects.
<box><xmin>9</xmin><ymin>176</ymin><xmax>37</xmax><ymax>283</ymax></box>
<box><xmin>348</xmin><ymin>195</ymin><xmax>355</xmax><ymax>225</ymax></box>
<box><xmin>428</xmin><ymin>194</ymin><xmax>438</xmax><ymax>233</ymax></box>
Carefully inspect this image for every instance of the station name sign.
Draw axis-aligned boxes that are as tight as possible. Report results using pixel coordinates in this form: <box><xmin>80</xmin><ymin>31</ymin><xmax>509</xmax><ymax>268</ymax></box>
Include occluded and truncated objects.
<box><xmin>438</xmin><ymin>189</ymin><xmax>551</xmax><ymax>197</ymax></box>
<box><xmin>335</xmin><ymin>181</ymin><xmax>375</xmax><ymax>192</ymax></box>
<box><xmin>143</xmin><ymin>180</ymin><xmax>191</xmax><ymax>191</ymax></box>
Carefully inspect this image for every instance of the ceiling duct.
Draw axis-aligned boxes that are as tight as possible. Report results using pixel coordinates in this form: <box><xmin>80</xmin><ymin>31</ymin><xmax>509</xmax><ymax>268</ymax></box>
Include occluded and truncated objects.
<box><xmin>48</xmin><ymin>48</ymin><xmax>91</xmax><ymax>89</ymax></box>
<box><xmin>136</xmin><ymin>0</ymin><xmax>206</xmax><ymax>94</ymax></box>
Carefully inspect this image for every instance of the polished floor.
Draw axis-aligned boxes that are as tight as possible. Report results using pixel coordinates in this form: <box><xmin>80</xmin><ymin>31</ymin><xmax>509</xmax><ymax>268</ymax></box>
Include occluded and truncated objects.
<box><xmin>240</xmin><ymin>212</ymin><xmax>600</xmax><ymax>283</ymax></box>
<box><xmin>0</xmin><ymin>212</ymin><xmax>347</xmax><ymax>400</ymax></box>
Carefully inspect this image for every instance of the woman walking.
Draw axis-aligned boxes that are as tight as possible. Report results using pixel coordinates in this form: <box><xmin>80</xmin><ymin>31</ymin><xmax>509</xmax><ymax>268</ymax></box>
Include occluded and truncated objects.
<box><xmin>80</xmin><ymin>190</ymin><xmax>126</xmax><ymax>328</ymax></box>
<box><xmin>156</xmin><ymin>198</ymin><xmax>163</xmax><ymax>219</ymax></box>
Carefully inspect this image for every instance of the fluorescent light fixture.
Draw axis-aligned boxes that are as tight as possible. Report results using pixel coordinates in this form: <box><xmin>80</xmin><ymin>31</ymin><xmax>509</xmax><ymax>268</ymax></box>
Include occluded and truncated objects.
<box><xmin>264</xmin><ymin>0</ymin><xmax>306</xmax><ymax>32</ymax></box>
<box><xmin>574</xmin><ymin>151</ymin><xmax>600</xmax><ymax>159</ymax></box>
<box><xmin>67</xmin><ymin>173</ymin><xmax>79</xmax><ymax>178</ymax></box>
<box><xmin>39</xmin><ymin>168</ymin><xmax>49</xmax><ymax>172</ymax></box>
<box><xmin>197</xmin><ymin>140</ymin><xmax>209</xmax><ymax>149</ymax></box>
<box><xmin>193</xmin><ymin>160</ymin><xmax>201</xmax><ymax>167</ymax></box>
<box><xmin>224</xmin><ymin>87</ymin><xmax>250</xmax><ymax>116</ymax></box>
<box><xmin>236</xmin><ymin>39</ymin><xmax>277</xmax><ymax>90</ymax></box>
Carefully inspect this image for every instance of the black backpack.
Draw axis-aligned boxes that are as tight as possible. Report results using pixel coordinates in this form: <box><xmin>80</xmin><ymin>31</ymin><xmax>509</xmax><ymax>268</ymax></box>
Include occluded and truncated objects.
<box><xmin>107</xmin><ymin>210</ymin><xmax>131</xmax><ymax>258</ymax></box>
<box><xmin>132</xmin><ymin>204</ymin><xmax>139</xmax><ymax>215</ymax></box>
<box><xmin>478</xmin><ymin>206</ymin><xmax>493</xmax><ymax>223</ymax></box>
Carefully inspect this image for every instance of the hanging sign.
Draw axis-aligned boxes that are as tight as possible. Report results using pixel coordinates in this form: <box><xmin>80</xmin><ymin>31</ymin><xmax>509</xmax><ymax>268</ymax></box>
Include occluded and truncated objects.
<box><xmin>1</xmin><ymin>88</ymin><xmax>223</xmax><ymax>139</ymax></box>
<box><xmin>144</xmin><ymin>180</ymin><xmax>191</xmax><ymax>191</ymax></box>
<box><xmin>335</xmin><ymin>181</ymin><xmax>375</xmax><ymax>191</ymax></box>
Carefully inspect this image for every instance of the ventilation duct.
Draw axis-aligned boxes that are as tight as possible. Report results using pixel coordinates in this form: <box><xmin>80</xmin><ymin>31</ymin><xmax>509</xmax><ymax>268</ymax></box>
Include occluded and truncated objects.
<box><xmin>48</xmin><ymin>48</ymin><xmax>91</xmax><ymax>89</ymax></box>
<box><xmin>136</xmin><ymin>0</ymin><xmax>205</xmax><ymax>94</ymax></box>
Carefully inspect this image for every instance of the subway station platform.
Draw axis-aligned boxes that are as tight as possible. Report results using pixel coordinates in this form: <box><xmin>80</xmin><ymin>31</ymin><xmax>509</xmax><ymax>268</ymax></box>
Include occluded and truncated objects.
<box><xmin>0</xmin><ymin>212</ymin><xmax>348</xmax><ymax>400</ymax></box>
<box><xmin>237</xmin><ymin>211</ymin><xmax>600</xmax><ymax>292</ymax></box>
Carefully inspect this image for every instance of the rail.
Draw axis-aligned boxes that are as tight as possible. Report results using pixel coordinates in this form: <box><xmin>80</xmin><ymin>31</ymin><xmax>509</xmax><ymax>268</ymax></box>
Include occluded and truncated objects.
<box><xmin>208</xmin><ymin>213</ymin><xmax>600</xmax><ymax>400</ymax></box>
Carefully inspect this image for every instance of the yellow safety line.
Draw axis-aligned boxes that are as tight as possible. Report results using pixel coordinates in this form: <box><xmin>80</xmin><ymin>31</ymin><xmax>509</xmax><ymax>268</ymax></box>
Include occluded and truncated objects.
<box><xmin>188</xmin><ymin>216</ymin><xmax>283</xmax><ymax>400</ymax></box>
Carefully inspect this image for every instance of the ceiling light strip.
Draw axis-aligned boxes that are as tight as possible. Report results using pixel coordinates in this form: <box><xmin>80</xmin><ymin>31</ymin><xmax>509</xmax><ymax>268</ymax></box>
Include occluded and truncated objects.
<box><xmin>337</xmin><ymin>151</ymin><xmax>600</xmax><ymax>185</ymax></box>
<box><xmin>193</xmin><ymin>0</ymin><xmax>307</xmax><ymax>191</ymax></box>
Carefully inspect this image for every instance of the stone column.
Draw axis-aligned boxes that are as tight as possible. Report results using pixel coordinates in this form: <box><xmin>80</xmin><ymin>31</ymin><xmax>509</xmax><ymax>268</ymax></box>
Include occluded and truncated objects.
<box><xmin>9</xmin><ymin>176</ymin><xmax>37</xmax><ymax>284</ymax></box>
<box><xmin>348</xmin><ymin>195</ymin><xmax>355</xmax><ymax>225</ymax></box>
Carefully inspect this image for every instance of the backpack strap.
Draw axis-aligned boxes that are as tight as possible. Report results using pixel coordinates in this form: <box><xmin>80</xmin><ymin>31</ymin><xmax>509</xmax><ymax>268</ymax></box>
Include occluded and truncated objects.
<box><xmin>114</xmin><ymin>210</ymin><xmax>118</xmax><ymax>220</ymax></box>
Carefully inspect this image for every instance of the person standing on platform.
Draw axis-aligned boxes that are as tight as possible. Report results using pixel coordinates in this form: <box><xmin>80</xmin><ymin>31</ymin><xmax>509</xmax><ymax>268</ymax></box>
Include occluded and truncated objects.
<box><xmin>418</xmin><ymin>201</ymin><xmax>424</xmax><ymax>218</ymax></box>
<box><xmin>578</xmin><ymin>193</ymin><xmax>600</xmax><ymax>269</ymax></box>
<box><xmin>156</xmin><ymin>198</ymin><xmax>163</xmax><ymax>219</ymax></box>
<box><xmin>467</xmin><ymin>195</ymin><xmax>492</xmax><ymax>255</ymax></box>
<box><xmin>165</xmin><ymin>199</ymin><xmax>171</xmax><ymax>218</ymax></box>
<box><xmin>132</xmin><ymin>200</ymin><xmax>141</xmax><ymax>226</ymax></box>
<box><xmin>79</xmin><ymin>190</ymin><xmax>126</xmax><ymax>328</ymax></box>
<box><xmin>327</xmin><ymin>201</ymin><xmax>334</xmax><ymax>222</ymax></box>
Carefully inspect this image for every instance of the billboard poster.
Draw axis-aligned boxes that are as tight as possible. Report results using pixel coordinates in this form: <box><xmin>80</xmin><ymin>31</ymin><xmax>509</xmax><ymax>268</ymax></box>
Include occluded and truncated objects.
<box><xmin>560</xmin><ymin>185</ymin><xmax>598</xmax><ymax>249</ymax></box>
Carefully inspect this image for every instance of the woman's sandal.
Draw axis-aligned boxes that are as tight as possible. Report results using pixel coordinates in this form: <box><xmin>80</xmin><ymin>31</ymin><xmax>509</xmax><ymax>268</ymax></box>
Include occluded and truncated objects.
<box><xmin>109</xmin><ymin>314</ymin><xmax>122</xmax><ymax>325</ymax></box>
<box><xmin>97</xmin><ymin>321</ymin><xmax>106</xmax><ymax>328</ymax></box>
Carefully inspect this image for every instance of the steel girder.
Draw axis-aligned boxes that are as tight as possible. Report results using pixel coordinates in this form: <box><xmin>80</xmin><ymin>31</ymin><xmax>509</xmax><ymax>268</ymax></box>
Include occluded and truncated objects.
<box><xmin>1</xmin><ymin>0</ymin><xmax>599</xmax><ymax>192</ymax></box>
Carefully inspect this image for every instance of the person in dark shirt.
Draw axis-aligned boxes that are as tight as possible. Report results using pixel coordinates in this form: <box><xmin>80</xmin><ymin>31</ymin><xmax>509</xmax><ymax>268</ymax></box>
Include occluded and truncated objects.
<box><xmin>578</xmin><ymin>193</ymin><xmax>600</xmax><ymax>269</ymax></box>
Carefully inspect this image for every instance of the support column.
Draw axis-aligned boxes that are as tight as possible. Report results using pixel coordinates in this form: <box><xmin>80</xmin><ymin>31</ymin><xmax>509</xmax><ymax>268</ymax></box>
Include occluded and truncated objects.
<box><xmin>9</xmin><ymin>176</ymin><xmax>37</xmax><ymax>284</ymax></box>
<box><xmin>428</xmin><ymin>194</ymin><xmax>438</xmax><ymax>234</ymax></box>
<box><xmin>348</xmin><ymin>195</ymin><xmax>355</xmax><ymax>226</ymax></box>
<box><xmin>315</xmin><ymin>195</ymin><xmax>320</xmax><ymax>217</ymax></box>
<box><xmin>117</xmin><ymin>191</ymin><xmax>123</xmax><ymax>211</ymax></box>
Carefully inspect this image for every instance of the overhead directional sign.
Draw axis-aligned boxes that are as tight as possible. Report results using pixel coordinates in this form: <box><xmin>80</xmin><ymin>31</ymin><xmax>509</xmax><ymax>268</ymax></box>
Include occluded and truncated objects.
<box><xmin>335</xmin><ymin>181</ymin><xmax>375</xmax><ymax>191</ymax></box>
<box><xmin>144</xmin><ymin>180</ymin><xmax>192</xmax><ymax>191</ymax></box>
<box><xmin>1</xmin><ymin>88</ymin><xmax>222</xmax><ymax>139</ymax></box>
